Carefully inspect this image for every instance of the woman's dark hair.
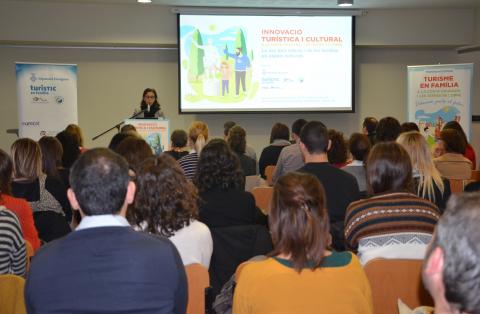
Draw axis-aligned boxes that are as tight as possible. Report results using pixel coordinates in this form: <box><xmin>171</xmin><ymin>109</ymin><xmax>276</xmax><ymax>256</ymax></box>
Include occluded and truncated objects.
<box><xmin>440</xmin><ymin>129</ymin><xmax>466</xmax><ymax>154</ymax></box>
<box><xmin>366</xmin><ymin>142</ymin><xmax>413</xmax><ymax>195</ymax></box>
<box><xmin>223</xmin><ymin>121</ymin><xmax>236</xmax><ymax>137</ymax></box>
<box><xmin>38</xmin><ymin>136</ymin><xmax>63</xmax><ymax>178</ymax></box>
<box><xmin>11</xmin><ymin>138</ymin><xmax>43</xmax><ymax>180</ymax></box>
<box><xmin>327</xmin><ymin>129</ymin><xmax>348</xmax><ymax>165</ymax></box>
<box><xmin>56</xmin><ymin>130</ymin><xmax>81</xmax><ymax>168</ymax></box>
<box><xmin>269</xmin><ymin>172</ymin><xmax>329</xmax><ymax>272</ymax></box>
<box><xmin>269</xmin><ymin>123</ymin><xmax>290</xmax><ymax>144</ymax></box>
<box><xmin>349</xmin><ymin>133</ymin><xmax>371</xmax><ymax>162</ymax></box>
<box><xmin>120</xmin><ymin>124</ymin><xmax>137</xmax><ymax>133</ymax></box>
<box><xmin>108</xmin><ymin>133</ymin><xmax>135</xmax><ymax>152</ymax></box>
<box><xmin>376</xmin><ymin>117</ymin><xmax>401</xmax><ymax>142</ymax></box>
<box><xmin>140</xmin><ymin>88</ymin><xmax>160</xmax><ymax>108</ymax></box>
<box><xmin>115</xmin><ymin>137</ymin><xmax>153</xmax><ymax>173</ymax></box>
<box><xmin>194</xmin><ymin>139</ymin><xmax>244</xmax><ymax>192</ymax></box>
<box><xmin>401</xmin><ymin>122</ymin><xmax>420</xmax><ymax>133</ymax></box>
<box><xmin>363</xmin><ymin>117</ymin><xmax>378</xmax><ymax>135</ymax></box>
<box><xmin>228</xmin><ymin>125</ymin><xmax>247</xmax><ymax>155</ymax></box>
<box><xmin>0</xmin><ymin>149</ymin><xmax>13</xmax><ymax>195</ymax></box>
<box><xmin>131</xmin><ymin>154</ymin><xmax>199</xmax><ymax>237</ymax></box>
<box><xmin>65</xmin><ymin>124</ymin><xmax>84</xmax><ymax>147</ymax></box>
<box><xmin>170</xmin><ymin>129</ymin><xmax>188</xmax><ymax>148</ymax></box>
<box><xmin>443</xmin><ymin>121</ymin><xmax>469</xmax><ymax>145</ymax></box>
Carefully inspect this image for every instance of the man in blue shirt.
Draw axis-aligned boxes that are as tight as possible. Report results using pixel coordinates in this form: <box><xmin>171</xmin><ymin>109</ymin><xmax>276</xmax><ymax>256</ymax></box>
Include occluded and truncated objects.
<box><xmin>224</xmin><ymin>47</ymin><xmax>251</xmax><ymax>96</ymax></box>
<box><xmin>25</xmin><ymin>148</ymin><xmax>187</xmax><ymax>314</ymax></box>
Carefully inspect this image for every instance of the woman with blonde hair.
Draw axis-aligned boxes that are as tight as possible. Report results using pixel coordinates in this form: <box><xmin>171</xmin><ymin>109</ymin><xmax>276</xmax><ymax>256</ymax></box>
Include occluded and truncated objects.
<box><xmin>234</xmin><ymin>172</ymin><xmax>372</xmax><ymax>313</ymax></box>
<box><xmin>178</xmin><ymin>121</ymin><xmax>209</xmax><ymax>180</ymax></box>
<box><xmin>397</xmin><ymin>131</ymin><xmax>451</xmax><ymax>211</ymax></box>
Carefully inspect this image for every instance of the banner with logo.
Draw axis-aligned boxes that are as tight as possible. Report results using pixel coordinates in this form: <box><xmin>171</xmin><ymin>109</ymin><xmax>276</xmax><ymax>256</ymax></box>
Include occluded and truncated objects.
<box><xmin>407</xmin><ymin>63</ymin><xmax>473</xmax><ymax>145</ymax></box>
<box><xmin>124</xmin><ymin>119</ymin><xmax>170</xmax><ymax>155</ymax></box>
<box><xmin>16</xmin><ymin>62</ymin><xmax>78</xmax><ymax>139</ymax></box>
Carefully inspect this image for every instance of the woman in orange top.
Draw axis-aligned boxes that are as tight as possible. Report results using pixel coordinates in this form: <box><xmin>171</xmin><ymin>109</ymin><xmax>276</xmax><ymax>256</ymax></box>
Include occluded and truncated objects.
<box><xmin>0</xmin><ymin>149</ymin><xmax>40</xmax><ymax>250</ymax></box>
<box><xmin>233</xmin><ymin>172</ymin><xmax>372</xmax><ymax>314</ymax></box>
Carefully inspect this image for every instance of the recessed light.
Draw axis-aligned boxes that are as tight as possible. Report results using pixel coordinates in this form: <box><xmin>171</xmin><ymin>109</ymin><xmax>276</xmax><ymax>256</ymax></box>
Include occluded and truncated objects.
<box><xmin>337</xmin><ymin>0</ymin><xmax>353</xmax><ymax>7</ymax></box>
<box><xmin>137</xmin><ymin>0</ymin><xmax>152</xmax><ymax>3</ymax></box>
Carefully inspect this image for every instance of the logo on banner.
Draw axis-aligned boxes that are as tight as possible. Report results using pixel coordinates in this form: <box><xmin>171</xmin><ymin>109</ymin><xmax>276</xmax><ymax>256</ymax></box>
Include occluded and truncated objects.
<box><xmin>30</xmin><ymin>73</ymin><xmax>37</xmax><ymax>82</ymax></box>
<box><xmin>21</xmin><ymin>121</ymin><xmax>40</xmax><ymax>126</ymax></box>
<box><xmin>32</xmin><ymin>96</ymin><xmax>48</xmax><ymax>103</ymax></box>
<box><xmin>55</xmin><ymin>96</ymin><xmax>65</xmax><ymax>104</ymax></box>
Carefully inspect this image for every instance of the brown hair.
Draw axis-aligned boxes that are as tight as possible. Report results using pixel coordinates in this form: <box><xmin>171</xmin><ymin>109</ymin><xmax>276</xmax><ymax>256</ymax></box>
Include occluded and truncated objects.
<box><xmin>348</xmin><ymin>133</ymin><xmax>371</xmax><ymax>162</ymax></box>
<box><xmin>227</xmin><ymin>125</ymin><xmax>247</xmax><ymax>155</ymax></box>
<box><xmin>38</xmin><ymin>136</ymin><xmax>63</xmax><ymax>178</ymax></box>
<box><xmin>115</xmin><ymin>137</ymin><xmax>154</xmax><ymax>173</ymax></box>
<box><xmin>269</xmin><ymin>123</ymin><xmax>290</xmax><ymax>143</ymax></box>
<box><xmin>327</xmin><ymin>129</ymin><xmax>348</xmax><ymax>165</ymax></box>
<box><xmin>65</xmin><ymin>124</ymin><xmax>84</xmax><ymax>147</ymax></box>
<box><xmin>131</xmin><ymin>154</ymin><xmax>199</xmax><ymax>237</ymax></box>
<box><xmin>366</xmin><ymin>142</ymin><xmax>413</xmax><ymax>195</ymax></box>
<box><xmin>440</xmin><ymin>129</ymin><xmax>466</xmax><ymax>154</ymax></box>
<box><xmin>0</xmin><ymin>149</ymin><xmax>13</xmax><ymax>195</ymax></box>
<box><xmin>269</xmin><ymin>172</ymin><xmax>329</xmax><ymax>272</ymax></box>
<box><xmin>11</xmin><ymin>138</ymin><xmax>43</xmax><ymax>180</ymax></box>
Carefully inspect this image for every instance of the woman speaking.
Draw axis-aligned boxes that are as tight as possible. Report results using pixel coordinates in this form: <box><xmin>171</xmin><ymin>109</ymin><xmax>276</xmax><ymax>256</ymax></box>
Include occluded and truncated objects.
<box><xmin>139</xmin><ymin>88</ymin><xmax>164</xmax><ymax>118</ymax></box>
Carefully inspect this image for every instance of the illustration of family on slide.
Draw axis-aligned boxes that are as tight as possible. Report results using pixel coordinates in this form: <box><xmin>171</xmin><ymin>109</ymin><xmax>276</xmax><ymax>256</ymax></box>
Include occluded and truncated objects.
<box><xmin>180</xmin><ymin>26</ymin><xmax>258</xmax><ymax>102</ymax></box>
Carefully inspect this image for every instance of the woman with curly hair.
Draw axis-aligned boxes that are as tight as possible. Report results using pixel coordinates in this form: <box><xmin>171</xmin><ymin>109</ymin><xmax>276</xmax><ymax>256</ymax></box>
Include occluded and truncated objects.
<box><xmin>327</xmin><ymin>129</ymin><xmax>348</xmax><ymax>168</ymax></box>
<box><xmin>195</xmin><ymin>139</ymin><xmax>266</xmax><ymax>227</ymax></box>
<box><xmin>132</xmin><ymin>154</ymin><xmax>212</xmax><ymax>268</ymax></box>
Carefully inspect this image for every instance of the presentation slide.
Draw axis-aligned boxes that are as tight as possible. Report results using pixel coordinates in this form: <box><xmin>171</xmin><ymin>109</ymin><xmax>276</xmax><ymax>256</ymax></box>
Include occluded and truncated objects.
<box><xmin>178</xmin><ymin>14</ymin><xmax>353</xmax><ymax>113</ymax></box>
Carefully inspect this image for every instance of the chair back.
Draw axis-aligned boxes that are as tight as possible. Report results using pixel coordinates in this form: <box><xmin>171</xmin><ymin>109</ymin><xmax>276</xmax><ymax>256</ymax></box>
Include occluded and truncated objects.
<box><xmin>0</xmin><ymin>274</ymin><xmax>26</xmax><ymax>314</ymax></box>
<box><xmin>449</xmin><ymin>179</ymin><xmax>465</xmax><ymax>193</ymax></box>
<box><xmin>251</xmin><ymin>187</ymin><xmax>273</xmax><ymax>215</ymax></box>
<box><xmin>471</xmin><ymin>170</ymin><xmax>480</xmax><ymax>181</ymax></box>
<box><xmin>364</xmin><ymin>258</ymin><xmax>433</xmax><ymax>314</ymax></box>
<box><xmin>24</xmin><ymin>240</ymin><xmax>34</xmax><ymax>274</ymax></box>
<box><xmin>185</xmin><ymin>263</ymin><xmax>210</xmax><ymax>314</ymax></box>
<box><xmin>264</xmin><ymin>165</ymin><xmax>276</xmax><ymax>186</ymax></box>
<box><xmin>245</xmin><ymin>175</ymin><xmax>262</xmax><ymax>192</ymax></box>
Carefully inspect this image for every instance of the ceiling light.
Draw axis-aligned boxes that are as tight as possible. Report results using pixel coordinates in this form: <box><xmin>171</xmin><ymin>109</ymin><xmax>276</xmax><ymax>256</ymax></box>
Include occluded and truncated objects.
<box><xmin>137</xmin><ymin>0</ymin><xmax>152</xmax><ymax>3</ymax></box>
<box><xmin>337</xmin><ymin>0</ymin><xmax>353</xmax><ymax>7</ymax></box>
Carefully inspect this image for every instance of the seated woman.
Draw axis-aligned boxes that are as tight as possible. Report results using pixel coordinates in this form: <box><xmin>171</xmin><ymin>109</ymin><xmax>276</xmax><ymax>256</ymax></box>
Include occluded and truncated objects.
<box><xmin>258</xmin><ymin>123</ymin><xmax>290</xmax><ymax>179</ymax></box>
<box><xmin>328</xmin><ymin>129</ymin><xmax>349</xmax><ymax>168</ymax></box>
<box><xmin>342</xmin><ymin>133</ymin><xmax>371</xmax><ymax>195</ymax></box>
<box><xmin>433</xmin><ymin>129</ymin><xmax>472</xmax><ymax>179</ymax></box>
<box><xmin>131</xmin><ymin>154</ymin><xmax>212</xmax><ymax>268</ymax></box>
<box><xmin>0</xmin><ymin>206</ymin><xmax>27</xmax><ymax>277</ymax></box>
<box><xmin>178</xmin><ymin>121</ymin><xmax>209</xmax><ymax>180</ymax></box>
<box><xmin>164</xmin><ymin>129</ymin><xmax>189</xmax><ymax>161</ymax></box>
<box><xmin>115</xmin><ymin>137</ymin><xmax>153</xmax><ymax>175</ymax></box>
<box><xmin>345</xmin><ymin>142</ymin><xmax>440</xmax><ymax>265</ymax></box>
<box><xmin>227</xmin><ymin>125</ymin><xmax>256</xmax><ymax>176</ymax></box>
<box><xmin>233</xmin><ymin>172</ymin><xmax>373</xmax><ymax>314</ymax></box>
<box><xmin>195</xmin><ymin>139</ymin><xmax>266</xmax><ymax>228</ymax></box>
<box><xmin>442</xmin><ymin>120</ymin><xmax>476</xmax><ymax>169</ymax></box>
<box><xmin>10</xmin><ymin>138</ymin><xmax>71</xmax><ymax>242</ymax></box>
<box><xmin>0</xmin><ymin>149</ymin><xmax>40</xmax><ymax>250</ymax></box>
<box><xmin>397</xmin><ymin>131</ymin><xmax>451</xmax><ymax>212</ymax></box>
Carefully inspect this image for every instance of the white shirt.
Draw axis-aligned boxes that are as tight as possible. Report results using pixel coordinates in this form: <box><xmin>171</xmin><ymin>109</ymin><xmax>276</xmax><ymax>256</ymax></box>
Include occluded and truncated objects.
<box><xmin>76</xmin><ymin>215</ymin><xmax>130</xmax><ymax>230</ymax></box>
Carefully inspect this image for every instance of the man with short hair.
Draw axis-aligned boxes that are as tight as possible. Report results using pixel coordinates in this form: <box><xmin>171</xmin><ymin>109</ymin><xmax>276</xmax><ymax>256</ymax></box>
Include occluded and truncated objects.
<box><xmin>297</xmin><ymin>121</ymin><xmax>360</xmax><ymax>250</ymax></box>
<box><xmin>272</xmin><ymin>118</ymin><xmax>308</xmax><ymax>182</ymax></box>
<box><xmin>423</xmin><ymin>192</ymin><xmax>480</xmax><ymax>314</ymax></box>
<box><xmin>25</xmin><ymin>148</ymin><xmax>187</xmax><ymax>314</ymax></box>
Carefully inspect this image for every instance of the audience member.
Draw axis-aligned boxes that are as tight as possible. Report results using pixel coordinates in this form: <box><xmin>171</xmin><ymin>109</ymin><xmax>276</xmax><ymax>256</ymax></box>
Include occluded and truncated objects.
<box><xmin>400</xmin><ymin>122</ymin><xmax>420</xmax><ymax>133</ymax></box>
<box><xmin>327</xmin><ymin>129</ymin><xmax>349</xmax><ymax>168</ymax></box>
<box><xmin>228</xmin><ymin>125</ymin><xmax>256</xmax><ymax>176</ymax></box>
<box><xmin>345</xmin><ymin>142</ymin><xmax>440</xmax><ymax>265</ymax></box>
<box><xmin>375</xmin><ymin>116</ymin><xmax>401</xmax><ymax>142</ymax></box>
<box><xmin>0</xmin><ymin>206</ymin><xmax>26</xmax><ymax>277</ymax></box>
<box><xmin>108</xmin><ymin>132</ymin><xmax>135</xmax><ymax>152</ymax></box>
<box><xmin>120</xmin><ymin>124</ymin><xmax>137</xmax><ymax>133</ymax></box>
<box><xmin>0</xmin><ymin>149</ymin><xmax>40</xmax><ymax>250</ymax></box>
<box><xmin>65</xmin><ymin>123</ymin><xmax>86</xmax><ymax>153</ymax></box>
<box><xmin>259</xmin><ymin>123</ymin><xmax>290</xmax><ymax>179</ymax></box>
<box><xmin>115</xmin><ymin>137</ymin><xmax>154</xmax><ymax>174</ymax></box>
<box><xmin>131</xmin><ymin>154</ymin><xmax>212</xmax><ymax>268</ymax></box>
<box><xmin>233</xmin><ymin>172</ymin><xmax>373</xmax><ymax>314</ymax></box>
<box><xmin>178</xmin><ymin>121</ymin><xmax>209</xmax><ymax>180</ymax></box>
<box><xmin>362</xmin><ymin>116</ymin><xmax>378</xmax><ymax>145</ymax></box>
<box><xmin>25</xmin><ymin>148</ymin><xmax>187</xmax><ymax>313</ymax></box>
<box><xmin>423</xmin><ymin>192</ymin><xmax>480</xmax><ymax>314</ymax></box>
<box><xmin>38</xmin><ymin>136</ymin><xmax>69</xmax><ymax>188</ymax></box>
<box><xmin>433</xmin><ymin>129</ymin><xmax>472</xmax><ymax>179</ymax></box>
<box><xmin>443</xmin><ymin>120</ymin><xmax>476</xmax><ymax>169</ymax></box>
<box><xmin>464</xmin><ymin>181</ymin><xmax>480</xmax><ymax>192</ymax></box>
<box><xmin>397</xmin><ymin>131</ymin><xmax>451</xmax><ymax>211</ymax></box>
<box><xmin>272</xmin><ymin>118</ymin><xmax>308</xmax><ymax>182</ymax></box>
<box><xmin>195</xmin><ymin>139</ymin><xmax>266</xmax><ymax>228</ymax></box>
<box><xmin>55</xmin><ymin>130</ymin><xmax>81</xmax><ymax>169</ymax></box>
<box><xmin>223</xmin><ymin>121</ymin><xmax>256</xmax><ymax>161</ymax></box>
<box><xmin>11</xmin><ymin>138</ymin><xmax>71</xmax><ymax>242</ymax></box>
<box><xmin>164</xmin><ymin>129</ymin><xmax>189</xmax><ymax>160</ymax></box>
<box><xmin>297</xmin><ymin>121</ymin><xmax>360</xmax><ymax>250</ymax></box>
<box><xmin>342</xmin><ymin>133</ymin><xmax>370</xmax><ymax>195</ymax></box>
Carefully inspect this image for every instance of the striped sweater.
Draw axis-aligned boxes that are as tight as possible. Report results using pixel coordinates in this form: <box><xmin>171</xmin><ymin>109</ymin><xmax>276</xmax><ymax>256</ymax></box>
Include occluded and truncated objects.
<box><xmin>178</xmin><ymin>152</ymin><xmax>199</xmax><ymax>180</ymax></box>
<box><xmin>0</xmin><ymin>206</ymin><xmax>26</xmax><ymax>276</ymax></box>
<box><xmin>344</xmin><ymin>193</ymin><xmax>440</xmax><ymax>254</ymax></box>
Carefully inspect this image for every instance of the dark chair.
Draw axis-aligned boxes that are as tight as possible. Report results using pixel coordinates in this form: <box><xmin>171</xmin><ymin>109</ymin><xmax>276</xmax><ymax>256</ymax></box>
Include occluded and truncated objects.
<box><xmin>33</xmin><ymin>211</ymin><xmax>71</xmax><ymax>243</ymax></box>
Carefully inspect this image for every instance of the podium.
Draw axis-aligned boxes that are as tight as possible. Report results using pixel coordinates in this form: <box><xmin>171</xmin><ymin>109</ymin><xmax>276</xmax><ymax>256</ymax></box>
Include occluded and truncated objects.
<box><xmin>124</xmin><ymin>119</ymin><xmax>170</xmax><ymax>155</ymax></box>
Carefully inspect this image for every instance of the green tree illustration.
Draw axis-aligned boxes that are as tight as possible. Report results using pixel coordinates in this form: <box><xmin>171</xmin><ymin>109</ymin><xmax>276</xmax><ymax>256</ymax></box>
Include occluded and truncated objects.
<box><xmin>235</xmin><ymin>29</ymin><xmax>247</xmax><ymax>55</ymax></box>
<box><xmin>224</xmin><ymin>44</ymin><xmax>229</xmax><ymax>60</ymax></box>
<box><xmin>189</xmin><ymin>29</ymin><xmax>205</xmax><ymax>79</ymax></box>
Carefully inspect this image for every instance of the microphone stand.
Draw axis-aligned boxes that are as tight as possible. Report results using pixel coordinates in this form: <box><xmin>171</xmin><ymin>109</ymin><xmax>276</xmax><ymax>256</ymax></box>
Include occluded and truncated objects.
<box><xmin>92</xmin><ymin>110</ymin><xmax>145</xmax><ymax>141</ymax></box>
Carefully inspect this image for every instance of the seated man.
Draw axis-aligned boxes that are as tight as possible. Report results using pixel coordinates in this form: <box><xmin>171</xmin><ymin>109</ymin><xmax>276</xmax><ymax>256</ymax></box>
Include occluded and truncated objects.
<box><xmin>297</xmin><ymin>121</ymin><xmax>360</xmax><ymax>250</ymax></box>
<box><xmin>25</xmin><ymin>148</ymin><xmax>187</xmax><ymax>314</ymax></box>
<box><xmin>423</xmin><ymin>192</ymin><xmax>480</xmax><ymax>314</ymax></box>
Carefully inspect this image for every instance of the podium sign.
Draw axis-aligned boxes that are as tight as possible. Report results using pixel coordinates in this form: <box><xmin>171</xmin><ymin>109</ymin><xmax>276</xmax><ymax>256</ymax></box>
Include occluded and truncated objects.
<box><xmin>124</xmin><ymin>119</ymin><xmax>170</xmax><ymax>155</ymax></box>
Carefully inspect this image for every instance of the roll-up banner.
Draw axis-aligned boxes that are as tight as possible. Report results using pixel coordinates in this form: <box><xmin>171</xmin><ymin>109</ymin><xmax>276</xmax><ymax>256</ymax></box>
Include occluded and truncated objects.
<box><xmin>407</xmin><ymin>63</ymin><xmax>473</xmax><ymax>144</ymax></box>
<box><xmin>16</xmin><ymin>62</ymin><xmax>78</xmax><ymax>140</ymax></box>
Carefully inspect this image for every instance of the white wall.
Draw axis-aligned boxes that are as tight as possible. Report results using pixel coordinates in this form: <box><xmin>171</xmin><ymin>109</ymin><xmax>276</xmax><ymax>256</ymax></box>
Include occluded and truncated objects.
<box><xmin>0</xmin><ymin>2</ymin><xmax>478</xmax><ymax>161</ymax></box>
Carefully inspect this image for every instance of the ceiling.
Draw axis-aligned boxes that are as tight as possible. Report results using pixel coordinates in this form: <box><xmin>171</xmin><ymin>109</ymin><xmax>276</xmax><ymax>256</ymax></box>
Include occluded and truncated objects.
<box><xmin>2</xmin><ymin>0</ymin><xmax>480</xmax><ymax>9</ymax></box>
